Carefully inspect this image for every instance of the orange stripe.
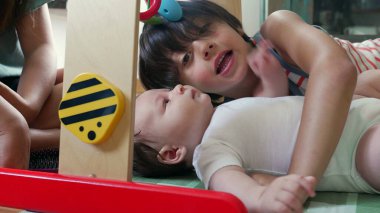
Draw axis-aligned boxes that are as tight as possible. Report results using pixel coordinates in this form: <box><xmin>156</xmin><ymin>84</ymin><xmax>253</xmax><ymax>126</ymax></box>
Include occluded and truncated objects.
<box><xmin>356</xmin><ymin>46</ymin><xmax>378</xmax><ymax>69</ymax></box>
<box><xmin>357</xmin><ymin>47</ymin><xmax>379</xmax><ymax>51</ymax></box>
<box><xmin>341</xmin><ymin>40</ymin><xmax>363</xmax><ymax>73</ymax></box>
<box><xmin>365</xmin><ymin>57</ymin><xmax>378</xmax><ymax>69</ymax></box>
<box><xmin>348</xmin><ymin>42</ymin><xmax>370</xmax><ymax>70</ymax></box>
<box><xmin>356</xmin><ymin>46</ymin><xmax>380</xmax><ymax>63</ymax></box>
<box><xmin>297</xmin><ymin>76</ymin><xmax>305</xmax><ymax>87</ymax></box>
<box><xmin>373</xmin><ymin>40</ymin><xmax>380</xmax><ymax>48</ymax></box>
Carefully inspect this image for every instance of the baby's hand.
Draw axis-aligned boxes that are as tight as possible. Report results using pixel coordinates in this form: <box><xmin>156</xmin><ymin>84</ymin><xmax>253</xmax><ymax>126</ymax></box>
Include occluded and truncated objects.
<box><xmin>251</xmin><ymin>172</ymin><xmax>277</xmax><ymax>186</ymax></box>
<box><xmin>256</xmin><ymin>174</ymin><xmax>316</xmax><ymax>213</ymax></box>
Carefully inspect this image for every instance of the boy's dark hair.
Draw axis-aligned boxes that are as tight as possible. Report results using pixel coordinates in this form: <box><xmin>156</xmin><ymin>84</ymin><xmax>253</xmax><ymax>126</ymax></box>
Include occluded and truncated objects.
<box><xmin>133</xmin><ymin>135</ymin><xmax>192</xmax><ymax>178</ymax></box>
<box><xmin>139</xmin><ymin>0</ymin><xmax>248</xmax><ymax>91</ymax></box>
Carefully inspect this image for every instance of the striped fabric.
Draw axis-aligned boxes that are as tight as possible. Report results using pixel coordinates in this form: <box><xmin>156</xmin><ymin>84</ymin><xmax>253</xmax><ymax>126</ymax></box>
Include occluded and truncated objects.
<box><xmin>335</xmin><ymin>38</ymin><xmax>380</xmax><ymax>74</ymax></box>
<box><xmin>288</xmin><ymin>38</ymin><xmax>380</xmax><ymax>95</ymax></box>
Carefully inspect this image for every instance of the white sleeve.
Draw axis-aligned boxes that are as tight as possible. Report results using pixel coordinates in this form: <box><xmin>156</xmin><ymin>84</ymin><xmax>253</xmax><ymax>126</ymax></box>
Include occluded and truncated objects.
<box><xmin>193</xmin><ymin>139</ymin><xmax>242</xmax><ymax>189</ymax></box>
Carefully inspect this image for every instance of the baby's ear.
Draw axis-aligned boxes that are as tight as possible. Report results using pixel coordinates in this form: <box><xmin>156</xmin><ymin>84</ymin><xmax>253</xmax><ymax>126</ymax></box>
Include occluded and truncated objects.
<box><xmin>157</xmin><ymin>145</ymin><xmax>187</xmax><ymax>165</ymax></box>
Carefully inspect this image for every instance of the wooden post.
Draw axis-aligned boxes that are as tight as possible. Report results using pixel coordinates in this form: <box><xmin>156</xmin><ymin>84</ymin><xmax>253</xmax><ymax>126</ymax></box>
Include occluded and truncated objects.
<box><xmin>59</xmin><ymin>0</ymin><xmax>139</xmax><ymax>181</ymax></box>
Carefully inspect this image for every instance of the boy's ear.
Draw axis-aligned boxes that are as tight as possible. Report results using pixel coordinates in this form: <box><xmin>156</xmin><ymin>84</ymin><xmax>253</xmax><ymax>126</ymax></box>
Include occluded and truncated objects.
<box><xmin>157</xmin><ymin>145</ymin><xmax>187</xmax><ymax>165</ymax></box>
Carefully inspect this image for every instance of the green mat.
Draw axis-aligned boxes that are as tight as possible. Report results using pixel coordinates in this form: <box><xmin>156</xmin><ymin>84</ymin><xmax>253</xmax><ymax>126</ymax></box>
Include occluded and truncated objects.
<box><xmin>133</xmin><ymin>172</ymin><xmax>380</xmax><ymax>212</ymax></box>
<box><xmin>133</xmin><ymin>172</ymin><xmax>204</xmax><ymax>189</ymax></box>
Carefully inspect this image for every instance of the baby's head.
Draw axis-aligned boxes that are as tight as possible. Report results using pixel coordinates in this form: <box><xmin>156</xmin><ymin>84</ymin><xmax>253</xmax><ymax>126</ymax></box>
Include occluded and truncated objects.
<box><xmin>133</xmin><ymin>85</ymin><xmax>214</xmax><ymax>177</ymax></box>
<box><xmin>139</xmin><ymin>0</ymin><xmax>247</xmax><ymax>91</ymax></box>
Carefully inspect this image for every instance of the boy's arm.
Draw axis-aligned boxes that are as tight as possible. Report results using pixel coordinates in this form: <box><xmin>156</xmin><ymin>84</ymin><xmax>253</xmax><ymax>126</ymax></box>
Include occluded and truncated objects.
<box><xmin>261</xmin><ymin>11</ymin><xmax>356</xmax><ymax>182</ymax></box>
<box><xmin>209</xmin><ymin>166</ymin><xmax>316</xmax><ymax>212</ymax></box>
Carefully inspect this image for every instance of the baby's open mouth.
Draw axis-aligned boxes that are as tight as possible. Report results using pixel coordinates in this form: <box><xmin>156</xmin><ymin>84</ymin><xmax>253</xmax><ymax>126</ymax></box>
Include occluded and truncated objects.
<box><xmin>216</xmin><ymin>50</ymin><xmax>233</xmax><ymax>75</ymax></box>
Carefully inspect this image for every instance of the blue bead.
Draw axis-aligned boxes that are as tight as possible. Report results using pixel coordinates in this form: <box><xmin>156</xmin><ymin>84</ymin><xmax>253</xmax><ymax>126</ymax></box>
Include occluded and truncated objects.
<box><xmin>158</xmin><ymin>0</ymin><xmax>182</xmax><ymax>21</ymax></box>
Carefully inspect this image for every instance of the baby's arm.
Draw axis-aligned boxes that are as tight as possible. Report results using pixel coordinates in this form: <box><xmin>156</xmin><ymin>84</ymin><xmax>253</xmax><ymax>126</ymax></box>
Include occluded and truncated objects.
<box><xmin>209</xmin><ymin>166</ymin><xmax>316</xmax><ymax>212</ymax></box>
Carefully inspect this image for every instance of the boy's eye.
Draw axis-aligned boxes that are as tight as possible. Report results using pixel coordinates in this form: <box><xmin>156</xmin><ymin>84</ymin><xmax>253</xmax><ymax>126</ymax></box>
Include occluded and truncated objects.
<box><xmin>199</xmin><ymin>23</ymin><xmax>211</xmax><ymax>35</ymax></box>
<box><xmin>182</xmin><ymin>52</ymin><xmax>192</xmax><ymax>66</ymax></box>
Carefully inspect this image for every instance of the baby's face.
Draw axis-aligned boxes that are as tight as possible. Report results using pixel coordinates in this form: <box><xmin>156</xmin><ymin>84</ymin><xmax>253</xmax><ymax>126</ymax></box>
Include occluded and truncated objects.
<box><xmin>135</xmin><ymin>85</ymin><xmax>214</xmax><ymax>151</ymax></box>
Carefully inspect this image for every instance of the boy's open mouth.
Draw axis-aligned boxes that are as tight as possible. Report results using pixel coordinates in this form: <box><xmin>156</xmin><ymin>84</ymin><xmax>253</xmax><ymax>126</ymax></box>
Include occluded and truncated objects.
<box><xmin>215</xmin><ymin>50</ymin><xmax>233</xmax><ymax>75</ymax></box>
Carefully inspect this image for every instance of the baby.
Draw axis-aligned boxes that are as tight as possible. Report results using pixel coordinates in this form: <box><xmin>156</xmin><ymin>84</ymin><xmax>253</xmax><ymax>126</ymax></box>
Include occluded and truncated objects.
<box><xmin>133</xmin><ymin>84</ymin><xmax>380</xmax><ymax>212</ymax></box>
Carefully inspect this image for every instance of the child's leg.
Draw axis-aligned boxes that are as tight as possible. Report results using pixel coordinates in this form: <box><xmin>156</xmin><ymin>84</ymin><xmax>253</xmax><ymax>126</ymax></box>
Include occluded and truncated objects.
<box><xmin>30</xmin><ymin>128</ymin><xmax>60</xmax><ymax>151</ymax></box>
<box><xmin>0</xmin><ymin>97</ymin><xmax>30</xmax><ymax>169</ymax></box>
<box><xmin>356</xmin><ymin>124</ymin><xmax>380</xmax><ymax>191</ymax></box>
<box><xmin>29</xmin><ymin>83</ymin><xmax>62</xmax><ymax>129</ymax></box>
<box><xmin>30</xmin><ymin>67</ymin><xmax>64</xmax><ymax>129</ymax></box>
<box><xmin>30</xmin><ymin>129</ymin><xmax>60</xmax><ymax>151</ymax></box>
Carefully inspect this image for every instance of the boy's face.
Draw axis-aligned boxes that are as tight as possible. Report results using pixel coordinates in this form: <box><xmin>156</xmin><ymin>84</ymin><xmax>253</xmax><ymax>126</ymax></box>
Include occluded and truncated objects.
<box><xmin>135</xmin><ymin>85</ymin><xmax>214</xmax><ymax>154</ymax></box>
<box><xmin>171</xmin><ymin>22</ymin><xmax>255</xmax><ymax>97</ymax></box>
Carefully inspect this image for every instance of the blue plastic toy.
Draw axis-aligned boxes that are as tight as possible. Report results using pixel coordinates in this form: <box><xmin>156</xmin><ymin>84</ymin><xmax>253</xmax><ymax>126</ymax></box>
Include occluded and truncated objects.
<box><xmin>158</xmin><ymin>0</ymin><xmax>182</xmax><ymax>21</ymax></box>
<box><xmin>139</xmin><ymin>0</ymin><xmax>182</xmax><ymax>24</ymax></box>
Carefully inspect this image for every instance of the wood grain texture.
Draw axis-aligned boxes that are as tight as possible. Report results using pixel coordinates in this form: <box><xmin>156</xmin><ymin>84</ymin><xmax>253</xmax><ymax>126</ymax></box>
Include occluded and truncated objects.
<box><xmin>59</xmin><ymin>0</ymin><xmax>139</xmax><ymax>181</ymax></box>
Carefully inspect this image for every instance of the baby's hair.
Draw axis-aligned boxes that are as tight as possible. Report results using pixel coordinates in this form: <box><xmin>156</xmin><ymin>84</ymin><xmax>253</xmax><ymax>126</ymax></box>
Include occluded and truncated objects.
<box><xmin>133</xmin><ymin>133</ymin><xmax>192</xmax><ymax>177</ymax></box>
<box><xmin>139</xmin><ymin>0</ymin><xmax>248</xmax><ymax>91</ymax></box>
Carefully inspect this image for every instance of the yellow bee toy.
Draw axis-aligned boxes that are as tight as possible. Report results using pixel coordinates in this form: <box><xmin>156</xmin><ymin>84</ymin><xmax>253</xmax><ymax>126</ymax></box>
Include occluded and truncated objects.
<box><xmin>59</xmin><ymin>73</ymin><xmax>125</xmax><ymax>144</ymax></box>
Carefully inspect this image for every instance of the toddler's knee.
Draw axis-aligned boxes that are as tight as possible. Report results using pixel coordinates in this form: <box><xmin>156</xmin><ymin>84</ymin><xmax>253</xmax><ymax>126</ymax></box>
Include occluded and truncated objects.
<box><xmin>0</xmin><ymin>108</ymin><xmax>30</xmax><ymax>169</ymax></box>
<box><xmin>0</xmin><ymin>108</ymin><xmax>29</xmax><ymax>134</ymax></box>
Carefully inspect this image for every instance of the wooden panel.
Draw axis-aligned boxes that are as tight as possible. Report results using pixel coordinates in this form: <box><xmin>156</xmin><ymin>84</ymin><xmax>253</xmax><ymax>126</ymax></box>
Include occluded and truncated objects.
<box><xmin>209</xmin><ymin>0</ymin><xmax>242</xmax><ymax>21</ymax></box>
<box><xmin>0</xmin><ymin>207</ymin><xmax>22</xmax><ymax>213</ymax></box>
<box><xmin>136</xmin><ymin>79</ymin><xmax>145</xmax><ymax>95</ymax></box>
<box><xmin>59</xmin><ymin>0</ymin><xmax>139</xmax><ymax>181</ymax></box>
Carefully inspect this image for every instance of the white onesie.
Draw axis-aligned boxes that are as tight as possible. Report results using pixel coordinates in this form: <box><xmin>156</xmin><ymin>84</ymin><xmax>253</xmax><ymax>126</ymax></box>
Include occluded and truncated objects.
<box><xmin>193</xmin><ymin>96</ymin><xmax>380</xmax><ymax>193</ymax></box>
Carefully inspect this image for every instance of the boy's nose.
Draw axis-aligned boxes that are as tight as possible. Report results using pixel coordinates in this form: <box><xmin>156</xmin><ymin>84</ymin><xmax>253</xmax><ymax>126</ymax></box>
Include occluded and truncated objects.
<box><xmin>203</xmin><ymin>43</ymin><xmax>214</xmax><ymax>60</ymax></box>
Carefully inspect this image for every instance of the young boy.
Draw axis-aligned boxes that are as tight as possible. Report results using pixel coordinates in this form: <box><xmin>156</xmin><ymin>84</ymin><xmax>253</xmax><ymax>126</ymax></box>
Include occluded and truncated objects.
<box><xmin>133</xmin><ymin>80</ymin><xmax>380</xmax><ymax>212</ymax></box>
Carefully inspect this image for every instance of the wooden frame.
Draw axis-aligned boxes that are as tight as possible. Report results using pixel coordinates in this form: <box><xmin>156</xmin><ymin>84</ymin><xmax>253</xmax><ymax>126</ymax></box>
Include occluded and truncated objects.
<box><xmin>0</xmin><ymin>0</ymin><xmax>247</xmax><ymax>212</ymax></box>
<box><xmin>58</xmin><ymin>0</ymin><xmax>138</xmax><ymax>180</ymax></box>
